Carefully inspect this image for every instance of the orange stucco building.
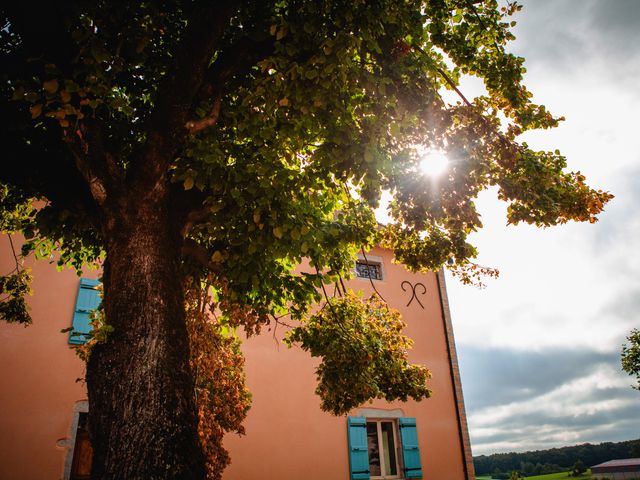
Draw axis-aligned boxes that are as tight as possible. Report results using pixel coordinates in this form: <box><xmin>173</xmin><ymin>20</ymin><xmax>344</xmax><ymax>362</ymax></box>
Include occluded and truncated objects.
<box><xmin>0</xmin><ymin>236</ymin><xmax>475</xmax><ymax>480</ymax></box>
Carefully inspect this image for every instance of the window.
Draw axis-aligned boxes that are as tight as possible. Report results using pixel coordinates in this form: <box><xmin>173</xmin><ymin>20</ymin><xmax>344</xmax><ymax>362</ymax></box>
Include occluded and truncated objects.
<box><xmin>69</xmin><ymin>412</ymin><xmax>93</xmax><ymax>479</ymax></box>
<box><xmin>367</xmin><ymin>420</ymin><xmax>400</xmax><ymax>478</ymax></box>
<box><xmin>63</xmin><ymin>401</ymin><xmax>92</xmax><ymax>480</ymax></box>
<box><xmin>355</xmin><ymin>260</ymin><xmax>383</xmax><ymax>281</ymax></box>
<box><xmin>348</xmin><ymin>416</ymin><xmax>423</xmax><ymax>480</ymax></box>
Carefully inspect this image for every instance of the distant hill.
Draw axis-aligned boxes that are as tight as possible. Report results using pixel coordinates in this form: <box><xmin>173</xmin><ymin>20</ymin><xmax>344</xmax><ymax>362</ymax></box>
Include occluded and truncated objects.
<box><xmin>474</xmin><ymin>439</ymin><xmax>640</xmax><ymax>476</ymax></box>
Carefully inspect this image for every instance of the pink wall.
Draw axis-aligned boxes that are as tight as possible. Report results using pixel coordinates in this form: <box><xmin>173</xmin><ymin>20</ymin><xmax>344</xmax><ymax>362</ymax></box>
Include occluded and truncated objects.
<box><xmin>0</xmin><ymin>241</ymin><xmax>472</xmax><ymax>479</ymax></box>
<box><xmin>224</xmin><ymin>247</ymin><xmax>469</xmax><ymax>479</ymax></box>
<box><xmin>0</xmin><ymin>235</ymin><xmax>97</xmax><ymax>479</ymax></box>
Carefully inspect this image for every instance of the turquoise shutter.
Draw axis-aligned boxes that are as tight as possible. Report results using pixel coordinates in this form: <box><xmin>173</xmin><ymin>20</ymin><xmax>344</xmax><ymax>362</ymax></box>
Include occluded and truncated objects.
<box><xmin>347</xmin><ymin>417</ymin><xmax>370</xmax><ymax>480</ymax></box>
<box><xmin>399</xmin><ymin>417</ymin><xmax>423</xmax><ymax>479</ymax></box>
<box><xmin>69</xmin><ymin>278</ymin><xmax>101</xmax><ymax>345</ymax></box>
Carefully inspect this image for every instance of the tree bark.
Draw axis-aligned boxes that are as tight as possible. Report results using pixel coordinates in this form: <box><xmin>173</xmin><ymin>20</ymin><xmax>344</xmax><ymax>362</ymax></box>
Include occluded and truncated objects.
<box><xmin>86</xmin><ymin>197</ymin><xmax>204</xmax><ymax>479</ymax></box>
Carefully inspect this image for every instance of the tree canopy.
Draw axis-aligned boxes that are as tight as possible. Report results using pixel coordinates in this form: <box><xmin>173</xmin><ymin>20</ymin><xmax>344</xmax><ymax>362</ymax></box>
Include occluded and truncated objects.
<box><xmin>0</xmin><ymin>1</ymin><xmax>612</xmax><ymax>478</ymax></box>
<box><xmin>474</xmin><ymin>439</ymin><xmax>640</xmax><ymax>477</ymax></box>
<box><xmin>622</xmin><ymin>328</ymin><xmax>640</xmax><ymax>390</ymax></box>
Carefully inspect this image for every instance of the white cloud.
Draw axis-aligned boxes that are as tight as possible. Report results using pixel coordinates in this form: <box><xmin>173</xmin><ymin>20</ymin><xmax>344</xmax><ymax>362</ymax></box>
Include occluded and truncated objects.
<box><xmin>468</xmin><ymin>364</ymin><xmax>640</xmax><ymax>455</ymax></box>
<box><xmin>445</xmin><ymin>0</ymin><xmax>640</xmax><ymax>454</ymax></box>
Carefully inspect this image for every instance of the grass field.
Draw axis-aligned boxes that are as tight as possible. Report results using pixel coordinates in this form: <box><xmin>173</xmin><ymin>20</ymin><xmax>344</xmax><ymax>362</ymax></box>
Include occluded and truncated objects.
<box><xmin>476</xmin><ymin>471</ymin><xmax>593</xmax><ymax>480</ymax></box>
<box><xmin>525</xmin><ymin>471</ymin><xmax>592</xmax><ymax>480</ymax></box>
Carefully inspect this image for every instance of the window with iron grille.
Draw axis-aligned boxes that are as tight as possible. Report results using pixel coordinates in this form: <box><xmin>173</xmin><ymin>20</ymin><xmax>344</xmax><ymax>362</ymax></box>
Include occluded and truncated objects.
<box><xmin>355</xmin><ymin>261</ymin><xmax>383</xmax><ymax>281</ymax></box>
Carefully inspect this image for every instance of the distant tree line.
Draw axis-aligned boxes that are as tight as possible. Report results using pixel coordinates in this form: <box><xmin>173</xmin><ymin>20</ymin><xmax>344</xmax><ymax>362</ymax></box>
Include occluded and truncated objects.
<box><xmin>474</xmin><ymin>439</ymin><xmax>640</xmax><ymax>476</ymax></box>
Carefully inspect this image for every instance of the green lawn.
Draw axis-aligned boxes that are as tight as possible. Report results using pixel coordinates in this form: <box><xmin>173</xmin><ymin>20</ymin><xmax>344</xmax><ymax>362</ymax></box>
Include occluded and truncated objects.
<box><xmin>476</xmin><ymin>471</ymin><xmax>593</xmax><ymax>480</ymax></box>
<box><xmin>525</xmin><ymin>471</ymin><xmax>592</xmax><ymax>480</ymax></box>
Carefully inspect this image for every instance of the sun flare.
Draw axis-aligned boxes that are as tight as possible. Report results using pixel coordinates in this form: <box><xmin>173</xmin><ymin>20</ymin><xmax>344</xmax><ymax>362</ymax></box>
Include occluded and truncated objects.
<box><xmin>419</xmin><ymin>151</ymin><xmax>449</xmax><ymax>177</ymax></box>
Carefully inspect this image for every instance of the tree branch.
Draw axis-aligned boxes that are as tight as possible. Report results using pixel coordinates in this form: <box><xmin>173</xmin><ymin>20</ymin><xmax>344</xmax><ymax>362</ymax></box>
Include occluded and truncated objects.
<box><xmin>181</xmin><ymin>207</ymin><xmax>213</xmax><ymax>238</ymax></box>
<box><xmin>185</xmin><ymin>94</ymin><xmax>222</xmax><ymax>134</ymax></box>
<box><xmin>182</xmin><ymin>238</ymin><xmax>222</xmax><ymax>276</ymax></box>
<box><xmin>6</xmin><ymin>235</ymin><xmax>21</xmax><ymax>275</ymax></box>
<box><xmin>82</xmin><ymin>121</ymin><xmax>122</xmax><ymax>186</ymax></box>
<box><xmin>129</xmin><ymin>0</ymin><xmax>241</xmax><ymax>191</ymax></box>
<box><xmin>182</xmin><ymin>35</ymin><xmax>275</xmax><ymax>135</ymax></box>
<box><xmin>68</xmin><ymin>146</ymin><xmax>108</xmax><ymax>206</ymax></box>
<box><xmin>167</xmin><ymin>183</ymin><xmax>212</xmax><ymax>237</ymax></box>
<box><xmin>66</xmin><ymin>119</ymin><xmax>123</xmax><ymax>207</ymax></box>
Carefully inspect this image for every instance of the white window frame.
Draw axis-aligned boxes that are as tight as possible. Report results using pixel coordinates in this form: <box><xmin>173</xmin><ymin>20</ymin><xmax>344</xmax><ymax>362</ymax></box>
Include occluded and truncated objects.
<box><xmin>367</xmin><ymin>418</ymin><xmax>402</xmax><ymax>480</ymax></box>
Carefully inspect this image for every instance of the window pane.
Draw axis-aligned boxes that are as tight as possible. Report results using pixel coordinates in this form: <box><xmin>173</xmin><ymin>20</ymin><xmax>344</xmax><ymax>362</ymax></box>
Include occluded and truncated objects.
<box><xmin>381</xmin><ymin>422</ymin><xmax>397</xmax><ymax>476</ymax></box>
<box><xmin>366</xmin><ymin>422</ymin><xmax>381</xmax><ymax>476</ymax></box>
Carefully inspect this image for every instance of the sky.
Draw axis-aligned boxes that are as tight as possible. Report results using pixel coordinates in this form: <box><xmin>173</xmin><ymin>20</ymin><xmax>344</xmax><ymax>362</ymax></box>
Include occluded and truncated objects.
<box><xmin>444</xmin><ymin>0</ymin><xmax>640</xmax><ymax>456</ymax></box>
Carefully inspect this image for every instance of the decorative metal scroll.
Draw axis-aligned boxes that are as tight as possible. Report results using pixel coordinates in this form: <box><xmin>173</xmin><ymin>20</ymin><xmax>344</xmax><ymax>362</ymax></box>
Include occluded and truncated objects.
<box><xmin>401</xmin><ymin>281</ymin><xmax>426</xmax><ymax>309</ymax></box>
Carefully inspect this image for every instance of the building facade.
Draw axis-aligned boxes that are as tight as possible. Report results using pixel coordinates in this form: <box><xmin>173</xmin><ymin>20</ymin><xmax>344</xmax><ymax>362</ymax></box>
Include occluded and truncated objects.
<box><xmin>591</xmin><ymin>459</ymin><xmax>640</xmax><ymax>480</ymax></box>
<box><xmin>0</xmin><ymin>237</ymin><xmax>475</xmax><ymax>479</ymax></box>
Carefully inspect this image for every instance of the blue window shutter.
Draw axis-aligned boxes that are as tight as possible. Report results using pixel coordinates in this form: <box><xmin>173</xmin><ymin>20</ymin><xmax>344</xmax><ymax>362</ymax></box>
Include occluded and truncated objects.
<box><xmin>347</xmin><ymin>416</ymin><xmax>370</xmax><ymax>480</ymax></box>
<box><xmin>399</xmin><ymin>417</ymin><xmax>423</xmax><ymax>479</ymax></box>
<box><xmin>69</xmin><ymin>278</ymin><xmax>101</xmax><ymax>345</ymax></box>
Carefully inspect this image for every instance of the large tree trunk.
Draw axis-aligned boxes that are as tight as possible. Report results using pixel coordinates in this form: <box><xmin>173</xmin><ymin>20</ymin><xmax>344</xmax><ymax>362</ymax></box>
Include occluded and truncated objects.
<box><xmin>86</xmin><ymin>198</ymin><xmax>205</xmax><ymax>479</ymax></box>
